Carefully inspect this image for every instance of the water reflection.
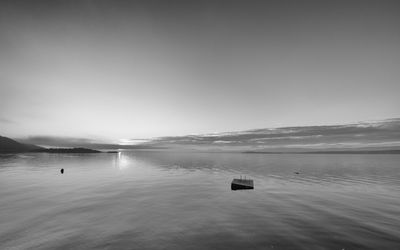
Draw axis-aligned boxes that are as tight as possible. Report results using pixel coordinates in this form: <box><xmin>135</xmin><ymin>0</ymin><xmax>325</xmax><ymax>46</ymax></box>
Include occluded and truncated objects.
<box><xmin>113</xmin><ymin>152</ymin><xmax>130</xmax><ymax>170</ymax></box>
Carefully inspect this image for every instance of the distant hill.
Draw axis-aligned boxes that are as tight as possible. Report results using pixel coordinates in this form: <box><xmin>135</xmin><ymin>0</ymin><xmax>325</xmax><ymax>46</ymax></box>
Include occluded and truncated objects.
<box><xmin>0</xmin><ymin>136</ymin><xmax>101</xmax><ymax>154</ymax></box>
<box><xmin>0</xmin><ymin>135</ymin><xmax>42</xmax><ymax>154</ymax></box>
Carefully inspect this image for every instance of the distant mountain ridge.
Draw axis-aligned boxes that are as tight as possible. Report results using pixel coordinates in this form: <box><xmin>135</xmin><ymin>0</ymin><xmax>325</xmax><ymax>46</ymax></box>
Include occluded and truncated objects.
<box><xmin>0</xmin><ymin>136</ymin><xmax>103</xmax><ymax>154</ymax></box>
<box><xmin>0</xmin><ymin>135</ymin><xmax>42</xmax><ymax>153</ymax></box>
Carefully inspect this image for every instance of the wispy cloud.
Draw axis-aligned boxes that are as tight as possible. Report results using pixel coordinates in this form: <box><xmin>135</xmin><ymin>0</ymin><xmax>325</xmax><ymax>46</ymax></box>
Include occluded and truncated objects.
<box><xmin>145</xmin><ymin>118</ymin><xmax>400</xmax><ymax>151</ymax></box>
<box><xmin>117</xmin><ymin>138</ymin><xmax>152</xmax><ymax>145</ymax></box>
<box><xmin>17</xmin><ymin>136</ymin><xmax>163</xmax><ymax>150</ymax></box>
<box><xmin>0</xmin><ymin>117</ymin><xmax>14</xmax><ymax>124</ymax></box>
<box><xmin>17</xmin><ymin>136</ymin><xmax>98</xmax><ymax>148</ymax></box>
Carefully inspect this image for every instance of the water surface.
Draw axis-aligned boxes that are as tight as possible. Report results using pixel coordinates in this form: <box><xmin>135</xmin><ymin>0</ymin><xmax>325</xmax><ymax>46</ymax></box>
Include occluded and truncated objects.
<box><xmin>1</xmin><ymin>152</ymin><xmax>399</xmax><ymax>249</ymax></box>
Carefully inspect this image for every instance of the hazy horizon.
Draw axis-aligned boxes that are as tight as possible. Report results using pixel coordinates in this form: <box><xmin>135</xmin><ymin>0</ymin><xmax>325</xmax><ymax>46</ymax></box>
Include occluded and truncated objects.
<box><xmin>11</xmin><ymin>117</ymin><xmax>400</xmax><ymax>152</ymax></box>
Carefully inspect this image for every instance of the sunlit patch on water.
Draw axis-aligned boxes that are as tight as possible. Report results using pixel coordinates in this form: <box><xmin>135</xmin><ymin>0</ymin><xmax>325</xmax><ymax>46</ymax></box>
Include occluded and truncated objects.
<box><xmin>114</xmin><ymin>152</ymin><xmax>130</xmax><ymax>170</ymax></box>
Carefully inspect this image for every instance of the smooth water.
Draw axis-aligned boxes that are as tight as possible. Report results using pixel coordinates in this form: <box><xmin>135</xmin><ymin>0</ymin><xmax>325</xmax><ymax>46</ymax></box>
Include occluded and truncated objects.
<box><xmin>0</xmin><ymin>152</ymin><xmax>399</xmax><ymax>249</ymax></box>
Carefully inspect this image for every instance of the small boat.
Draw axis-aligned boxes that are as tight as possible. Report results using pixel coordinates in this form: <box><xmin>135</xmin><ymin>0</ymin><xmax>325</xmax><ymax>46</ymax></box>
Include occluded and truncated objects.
<box><xmin>231</xmin><ymin>177</ymin><xmax>254</xmax><ymax>190</ymax></box>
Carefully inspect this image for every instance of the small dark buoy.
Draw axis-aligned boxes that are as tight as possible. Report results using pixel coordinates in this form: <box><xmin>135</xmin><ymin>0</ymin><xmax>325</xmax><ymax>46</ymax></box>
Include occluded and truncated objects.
<box><xmin>294</xmin><ymin>172</ymin><xmax>300</xmax><ymax>174</ymax></box>
<box><xmin>60</xmin><ymin>168</ymin><xmax>64</xmax><ymax>174</ymax></box>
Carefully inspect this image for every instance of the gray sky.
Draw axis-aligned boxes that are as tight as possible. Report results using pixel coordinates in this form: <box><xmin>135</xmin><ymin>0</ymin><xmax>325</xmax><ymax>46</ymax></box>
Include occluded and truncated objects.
<box><xmin>1</xmin><ymin>0</ymin><xmax>400</xmax><ymax>144</ymax></box>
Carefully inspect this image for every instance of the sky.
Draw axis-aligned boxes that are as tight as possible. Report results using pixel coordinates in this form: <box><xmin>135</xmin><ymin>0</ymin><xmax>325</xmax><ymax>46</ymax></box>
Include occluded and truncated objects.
<box><xmin>1</xmin><ymin>0</ymin><xmax>400</xmax><ymax>145</ymax></box>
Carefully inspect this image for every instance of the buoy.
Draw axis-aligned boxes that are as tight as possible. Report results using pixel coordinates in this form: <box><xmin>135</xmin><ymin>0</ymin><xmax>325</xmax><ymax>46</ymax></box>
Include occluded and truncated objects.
<box><xmin>60</xmin><ymin>168</ymin><xmax>64</xmax><ymax>174</ymax></box>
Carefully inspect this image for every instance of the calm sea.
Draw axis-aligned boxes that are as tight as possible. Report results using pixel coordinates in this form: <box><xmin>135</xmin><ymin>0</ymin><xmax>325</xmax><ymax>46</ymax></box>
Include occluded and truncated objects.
<box><xmin>0</xmin><ymin>151</ymin><xmax>399</xmax><ymax>249</ymax></box>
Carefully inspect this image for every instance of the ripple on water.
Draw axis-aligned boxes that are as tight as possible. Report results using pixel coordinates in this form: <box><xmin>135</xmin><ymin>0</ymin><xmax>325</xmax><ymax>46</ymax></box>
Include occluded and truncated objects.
<box><xmin>0</xmin><ymin>152</ymin><xmax>399</xmax><ymax>249</ymax></box>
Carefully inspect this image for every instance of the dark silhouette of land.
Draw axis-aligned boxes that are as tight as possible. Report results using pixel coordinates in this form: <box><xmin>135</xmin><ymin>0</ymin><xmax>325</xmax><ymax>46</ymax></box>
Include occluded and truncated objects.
<box><xmin>0</xmin><ymin>135</ymin><xmax>101</xmax><ymax>154</ymax></box>
<box><xmin>0</xmin><ymin>136</ymin><xmax>42</xmax><ymax>153</ymax></box>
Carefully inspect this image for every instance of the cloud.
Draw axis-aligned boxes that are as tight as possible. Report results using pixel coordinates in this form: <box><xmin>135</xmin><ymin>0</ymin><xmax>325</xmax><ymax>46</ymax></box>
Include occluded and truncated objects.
<box><xmin>145</xmin><ymin>118</ymin><xmax>400</xmax><ymax>151</ymax></box>
<box><xmin>17</xmin><ymin>136</ymin><xmax>97</xmax><ymax>148</ymax></box>
<box><xmin>13</xmin><ymin>118</ymin><xmax>400</xmax><ymax>151</ymax></box>
<box><xmin>17</xmin><ymin>136</ymin><xmax>164</xmax><ymax>150</ymax></box>
<box><xmin>0</xmin><ymin>118</ymin><xmax>14</xmax><ymax>124</ymax></box>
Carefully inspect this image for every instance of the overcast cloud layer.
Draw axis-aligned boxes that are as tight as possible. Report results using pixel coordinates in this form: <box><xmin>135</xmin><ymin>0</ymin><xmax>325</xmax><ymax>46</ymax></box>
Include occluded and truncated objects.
<box><xmin>17</xmin><ymin>118</ymin><xmax>400</xmax><ymax>152</ymax></box>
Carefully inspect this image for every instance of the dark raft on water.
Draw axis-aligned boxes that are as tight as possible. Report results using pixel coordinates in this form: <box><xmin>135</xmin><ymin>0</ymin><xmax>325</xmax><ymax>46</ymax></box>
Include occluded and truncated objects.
<box><xmin>231</xmin><ymin>177</ymin><xmax>254</xmax><ymax>190</ymax></box>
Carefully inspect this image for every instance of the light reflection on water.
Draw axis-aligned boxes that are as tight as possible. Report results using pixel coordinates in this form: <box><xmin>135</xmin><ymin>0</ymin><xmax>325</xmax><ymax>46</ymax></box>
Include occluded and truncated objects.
<box><xmin>0</xmin><ymin>152</ymin><xmax>399</xmax><ymax>249</ymax></box>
